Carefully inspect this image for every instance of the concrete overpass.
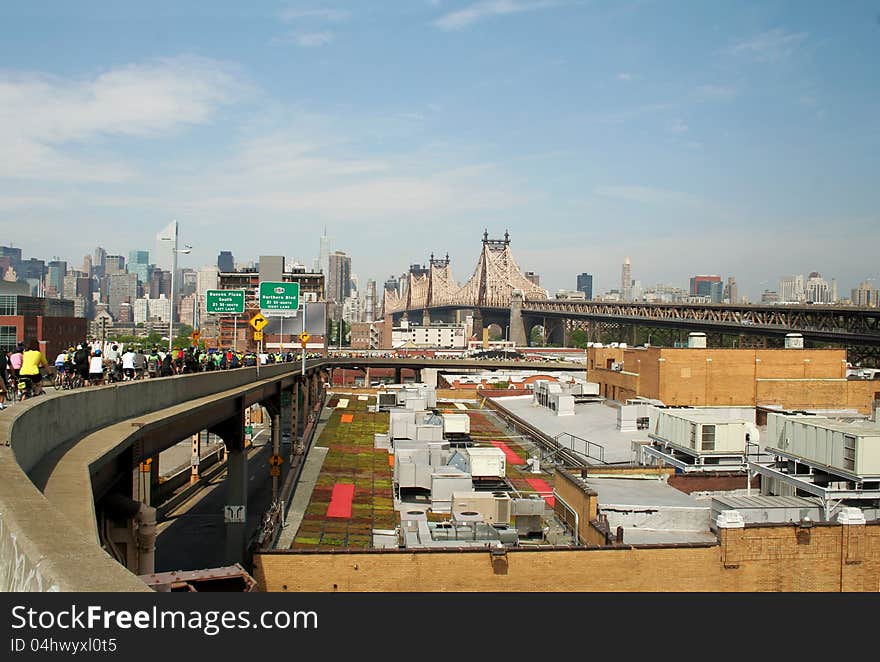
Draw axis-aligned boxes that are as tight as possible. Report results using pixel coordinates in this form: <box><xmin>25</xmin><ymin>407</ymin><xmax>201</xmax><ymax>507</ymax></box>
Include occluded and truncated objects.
<box><xmin>0</xmin><ymin>357</ymin><xmax>582</xmax><ymax>592</ymax></box>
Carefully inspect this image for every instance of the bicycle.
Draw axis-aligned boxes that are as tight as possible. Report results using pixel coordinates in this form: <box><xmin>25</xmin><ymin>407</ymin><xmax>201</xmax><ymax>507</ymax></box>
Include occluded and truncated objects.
<box><xmin>53</xmin><ymin>368</ymin><xmax>66</xmax><ymax>391</ymax></box>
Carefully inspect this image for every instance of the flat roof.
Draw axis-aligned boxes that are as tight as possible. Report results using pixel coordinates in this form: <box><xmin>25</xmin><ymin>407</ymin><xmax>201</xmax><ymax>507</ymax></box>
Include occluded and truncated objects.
<box><xmin>491</xmin><ymin>395</ymin><xmax>645</xmax><ymax>463</ymax></box>
<box><xmin>711</xmin><ymin>495</ymin><xmax>821</xmax><ymax>511</ymax></box>
<box><xmin>583</xmin><ymin>477</ymin><xmax>707</xmax><ymax>509</ymax></box>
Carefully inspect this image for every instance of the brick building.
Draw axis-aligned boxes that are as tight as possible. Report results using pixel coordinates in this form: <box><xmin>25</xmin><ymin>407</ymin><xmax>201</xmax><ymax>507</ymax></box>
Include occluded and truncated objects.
<box><xmin>586</xmin><ymin>345</ymin><xmax>878</xmax><ymax>414</ymax></box>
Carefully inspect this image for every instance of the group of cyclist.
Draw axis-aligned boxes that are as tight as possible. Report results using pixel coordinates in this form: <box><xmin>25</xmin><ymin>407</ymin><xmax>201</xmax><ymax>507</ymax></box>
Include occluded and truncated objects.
<box><xmin>0</xmin><ymin>340</ymin><xmax>323</xmax><ymax>407</ymax></box>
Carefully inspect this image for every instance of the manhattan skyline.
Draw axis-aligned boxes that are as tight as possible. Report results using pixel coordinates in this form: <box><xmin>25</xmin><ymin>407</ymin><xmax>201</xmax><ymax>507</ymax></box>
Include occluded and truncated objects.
<box><xmin>1</xmin><ymin>1</ymin><xmax>878</xmax><ymax>299</ymax></box>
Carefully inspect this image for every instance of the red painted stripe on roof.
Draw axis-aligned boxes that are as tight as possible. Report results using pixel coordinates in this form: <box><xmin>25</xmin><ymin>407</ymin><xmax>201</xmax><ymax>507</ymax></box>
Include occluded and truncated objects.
<box><xmin>340</xmin><ymin>414</ymin><xmax>354</xmax><ymax>423</ymax></box>
<box><xmin>326</xmin><ymin>483</ymin><xmax>355</xmax><ymax>518</ymax></box>
<box><xmin>489</xmin><ymin>440</ymin><xmax>525</xmax><ymax>465</ymax></box>
<box><xmin>525</xmin><ymin>478</ymin><xmax>555</xmax><ymax>507</ymax></box>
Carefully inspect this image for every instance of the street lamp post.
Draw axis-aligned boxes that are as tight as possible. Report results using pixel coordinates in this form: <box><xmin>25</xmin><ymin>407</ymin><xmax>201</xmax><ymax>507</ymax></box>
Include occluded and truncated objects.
<box><xmin>160</xmin><ymin>220</ymin><xmax>192</xmax><ymax>353</ymax></box>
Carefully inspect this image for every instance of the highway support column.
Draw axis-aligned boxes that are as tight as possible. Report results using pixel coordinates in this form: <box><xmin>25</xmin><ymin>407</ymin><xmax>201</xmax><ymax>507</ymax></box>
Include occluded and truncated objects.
<box><xmin>209</xmin><ymin>406</ymin><xmax>247</xmax><ymax>566</ymax></box>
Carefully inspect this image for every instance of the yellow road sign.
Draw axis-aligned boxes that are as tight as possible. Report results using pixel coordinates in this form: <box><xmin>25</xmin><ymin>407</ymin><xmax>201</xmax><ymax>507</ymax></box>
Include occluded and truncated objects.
<box><xmin>269</xmin><ymin>454</ymin><xmax>284</xmax><ymax>466</ymax></box>
<box><xmin>249</xmin><ymin>313</ymin><xmax>268</xmax><ymax>331</ymax></box>
<box><xmin>299</xmin><ymin>332</ymin><xmax>310</xmax><ymax>347</ymax></box>
<box><xmin>192</xmin><ymin>330</ymin><xmax>201</xmax><ymax>340</ymax></box>
<box><xmin>253</xmin><ymin>330</ymin><xmax>263</xmax><ymax>341</ymax></box>
<box><xmin>270</xmin><ymin>466</ymin><xmax>281</xmax><ymax>477</ymax></box>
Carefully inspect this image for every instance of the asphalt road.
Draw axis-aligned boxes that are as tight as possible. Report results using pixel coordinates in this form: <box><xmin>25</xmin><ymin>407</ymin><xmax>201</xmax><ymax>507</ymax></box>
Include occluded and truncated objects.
<box><xmin>154</xmin><ymin>425</ymin><xmax>288</xmax><ymax>572</ymax></box>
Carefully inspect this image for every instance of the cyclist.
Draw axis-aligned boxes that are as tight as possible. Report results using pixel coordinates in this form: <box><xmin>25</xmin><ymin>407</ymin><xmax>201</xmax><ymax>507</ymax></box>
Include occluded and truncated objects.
<box><xmin>146</xmin><ymin>348</ymin><xmax>160</xmax><ymax>378</ymax></box>
<box><xmin>0</xmin><ymin>348</ymin><xmax>8</xmax><ymax>409</ymax></box>
<box><xmin>20</xmin><ymin>340</ymin><xmax>49</xmax><ymax>398</ymax></box>
<box><xmin>73</xmin><ymin>344</ymin><xmax>90</xmax><ymax>385</ymax></box>
<box><xmin>88</xmin><ymin>348</ymin><xmax>104</xmax><ymax>386</ymax></box>
<box><xmin>121</xmin><ymin>346</ymin><xmax>136</xmax><ymax>380</ymax></box>
<box><xmin>8</xmin><ymin>343</ymin><xmax>24</xmax><ymax>382</ymax></box>
<box><xmin>133</xmin><ymin>347</ymin><xmax>146</xmax><ymax>380</ymax></box>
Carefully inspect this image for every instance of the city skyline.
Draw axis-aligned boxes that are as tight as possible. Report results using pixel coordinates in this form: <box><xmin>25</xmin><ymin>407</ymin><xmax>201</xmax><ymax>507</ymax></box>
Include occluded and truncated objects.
<box><xmin>1</xmin><ymin>2</ymin><xmax>878</xmax><ymax>299</ymax></box>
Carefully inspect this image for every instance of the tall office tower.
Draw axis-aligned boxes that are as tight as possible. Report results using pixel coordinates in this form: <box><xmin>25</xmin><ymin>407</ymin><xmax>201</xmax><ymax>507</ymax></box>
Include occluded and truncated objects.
<box><xmin>46</xmin><ymin>260</ymin><xmax>67</xmax><ymax>298</ymax></box>
<box><xmin>154</xmin><ymin>221</ymin><xmax>179</xmax><ymax>272</ymax></box>
<box><xmin>217</xmin><ymin>251</ymin><xmax>234</xmax><ymax>273</ymax></box>
<box><xmin>851</xmin><ymin>282</ymin><xmax>879</xmax><ymax>307</ymax></box>
<box><xmin>621</xmin><ymin>258</ymin><xmax>632</xmax><ymax>302</ymax></box>
<box><xmin>576</xmin><ymin>273</ymin><xmax>593</xmax><ymax>300</ymax></box>
<box><xmin>689</xmin><ymin>274</ymin><xmax>722</xmax><ymax>298</ymax></box>
<box><xmin>709</xmin><ymin>281</ymin><xmax>723</xmax><ymax>303</ymax></box>
<box><xmin>93</xmin><ymin>247</ymin><xmax>107</xmax><ymax>278</ymax></box>
<box><xmin>128</xmin><ymin>250</ymin><xmax>150</xmax><ymax>285</ymax></box>
<box><xmin>805</xmin><ymin>272</ymin><xmax>832</xmax><ymax>304</ymax></box>
<box><xmin>831</xmin><ymin>278</ymin><xmax>838</xmax><ymax>304</ymax></box>
<box><xmin>197</xmin><ymin>265</ymin><xmax>220</xmax><ymax>317</ymax></box>
<box><xmin>317</xmin><ymin>229</ymin><xmax>332</xmax><ymax>275</ymax></box>
<box><xmin>365</xmin><ymin>279</ymin><xmax>377</xmax><ymax>322</ymax></box>
<box><xmin>778</xmin><ymin>275</ymin><xmax>805</xmax><ymax>303</ymax></box>
<box><xmin>723</xmin><ymin>277</ymin><xmax>738</xmax><ymax>304</ymax></box>
<box><xmin>525</xmin><ymin>271</ymin><xmax>540</xmax><ymax>286</ymax></box>
<box><xmin>328</xmin><ymin>251</ymin><xmax>351</xmax><ymax>303</ymax></box>
<box><xmin>108</xmin><ymin>273</ymin><xmax>138</xmax><ymax>321</ymax></box>
<box><xmin>105</xmin><ymin>255</ymin><xmax>126</xmax><ymax>275</ymax></box>
<box><xmin>82</xmin><ymin>255</ymin><xmax>93</xmax><ymax>277</ymax></box>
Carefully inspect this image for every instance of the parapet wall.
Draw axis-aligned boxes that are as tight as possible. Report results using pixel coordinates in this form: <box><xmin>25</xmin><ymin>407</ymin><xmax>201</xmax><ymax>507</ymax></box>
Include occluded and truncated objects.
<box><xmin>0</xmin><ymin>363</ymin><xmax>297</xmax><ymax>592</ymax></box>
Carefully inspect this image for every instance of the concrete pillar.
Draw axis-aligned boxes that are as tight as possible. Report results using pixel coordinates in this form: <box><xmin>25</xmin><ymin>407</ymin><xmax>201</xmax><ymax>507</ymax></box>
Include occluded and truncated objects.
<box><xmin>421</xmin><ymin>367</ymin><xmax>438</xmax><ymax>388</ymax></box>
<box><xmin>472</xmin><ymin>309</ymin><xmax>484</xmax><ymax>340</ymax></box>
<box><xmin>271</xmin><ymin>413</ymin><xmax>280</xmax><ymax>502</ymax></box>
<box><xmin>631</xmin><ymin>324</ymin><xmax>638</xmax><ymax>347</ymax></box>
<box><xmin>422</xmin><ymin>308</ymin><xmax>431</xmax><ymax>326</ymax></box>
<box><xmin>365</xmin><ymin>367</ymin><xmax>370</xmax><ymax>386</ymax></box>
<box><xmin>414</xmin><ymin>369</ymin><xmax>422</xmax><ymax>384</ymax></box>
<box><xmin>394</xmin><ymin>367</ymin><xmax>402</xmax><ymax>384</ymax></box>
<box><xmin>509</xmin><ymin>290</ymin><xmax>527</xmax><ymax>347</ymax></box>
<box><xmin>209</xmin><ymin>410</ymin><xmax>247</xmax><ymax>566</ymax></box>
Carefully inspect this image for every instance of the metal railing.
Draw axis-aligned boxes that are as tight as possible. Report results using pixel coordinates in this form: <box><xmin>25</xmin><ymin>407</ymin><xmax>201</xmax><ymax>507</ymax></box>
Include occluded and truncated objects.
<box><xmin>553</xmin><ymin>432</ymin><xmax>606</xmax><ymax>465</ymax></box>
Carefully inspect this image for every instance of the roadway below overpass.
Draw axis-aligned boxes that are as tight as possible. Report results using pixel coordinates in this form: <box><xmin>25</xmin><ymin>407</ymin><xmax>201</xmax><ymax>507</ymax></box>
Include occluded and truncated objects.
<box><xmin>0</xmin><ymin>356</ymin><xmax>582</xmax><ymax>592</ymax></box>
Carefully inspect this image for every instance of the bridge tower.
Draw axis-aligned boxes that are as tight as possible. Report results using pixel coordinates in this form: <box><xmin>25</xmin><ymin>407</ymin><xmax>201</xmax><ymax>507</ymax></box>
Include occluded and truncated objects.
<box><xmin>509</xmin><ymin>288</ymin><xmax>528</xmax><ymax>347</ymax></box>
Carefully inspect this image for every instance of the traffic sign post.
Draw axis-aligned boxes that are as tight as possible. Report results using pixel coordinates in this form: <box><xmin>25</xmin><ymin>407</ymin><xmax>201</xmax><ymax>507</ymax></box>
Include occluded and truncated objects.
<box><xmin>206</xmin><ymin>290</ymin><xmax>246</xmax><ymax>353</ymax></box>
<box><xmin>258</xmin><ymin>281</ymin><xmax>299</xmax><ymax>316</ymax></box>
<box><xmin>253</xmin><ymin>330</ymin><xmax>263</xmax><ymax>341</ymax></box>
<box><xmin>206</xmin><ymin>290</ymin><xmax>246</xmax><ymax>315</ymax></box>
<box><xmin>249</xmin><ymin>313</ymin><xmax>268</xmax><ymax>330</ymax></box>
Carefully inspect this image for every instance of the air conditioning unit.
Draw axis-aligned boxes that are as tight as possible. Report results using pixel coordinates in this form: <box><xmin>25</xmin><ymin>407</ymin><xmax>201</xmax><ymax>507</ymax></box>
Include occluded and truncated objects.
<box><xmin>610</xmin><ymin>362</ymin><xmax>622</xmax><ymax>372</ymax></box>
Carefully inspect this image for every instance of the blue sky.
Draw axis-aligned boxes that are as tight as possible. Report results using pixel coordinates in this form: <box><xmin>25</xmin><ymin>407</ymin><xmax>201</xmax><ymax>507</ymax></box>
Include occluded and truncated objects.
<box><xmin>1</xmin><ymin>1</ymin><xmax>878</xmax><ymax>300</ymax></box>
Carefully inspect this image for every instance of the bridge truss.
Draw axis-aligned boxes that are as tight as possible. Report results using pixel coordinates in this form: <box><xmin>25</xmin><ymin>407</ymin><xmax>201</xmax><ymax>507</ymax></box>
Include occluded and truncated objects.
<box><xmin>383</xmin><ymin>231</ymin><xmax>547</xmax><ymax>315</ymax></box>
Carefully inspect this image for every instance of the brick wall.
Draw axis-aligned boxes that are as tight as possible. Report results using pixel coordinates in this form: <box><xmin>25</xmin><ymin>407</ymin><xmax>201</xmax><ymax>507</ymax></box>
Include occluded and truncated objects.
<box><xmin>253</xmin><ymin>521</ymin><xmax>880</xmax><ymax>592</ymax></box>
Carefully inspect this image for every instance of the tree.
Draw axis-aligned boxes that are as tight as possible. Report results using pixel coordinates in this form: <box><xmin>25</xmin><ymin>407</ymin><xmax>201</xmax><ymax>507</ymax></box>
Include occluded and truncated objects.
<box><xmin>530</xmin><ymin>326</ymin><xmax>544</xmax><ymax>346</ymax></box>
<box><xmin>570</xmin><ymin>329</ymin><xmax>589</xmax><ymax>349</ymax></box>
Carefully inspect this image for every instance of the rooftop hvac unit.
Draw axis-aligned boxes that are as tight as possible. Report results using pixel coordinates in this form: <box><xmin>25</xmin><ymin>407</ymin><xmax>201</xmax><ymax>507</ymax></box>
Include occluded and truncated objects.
<box><xmin>687</xmin><ymin>332</ymin><xmax>707</xmax><ymax>348</ymax></box>
<box><xmin>784</xmin><ymin>333</ymin><xmax>804</xmax><ymax>349</ymax></box>
<box><xmin>610</xmin><ymin>362</ymin><xmax>622</xmax><ymax>372</ymax></box>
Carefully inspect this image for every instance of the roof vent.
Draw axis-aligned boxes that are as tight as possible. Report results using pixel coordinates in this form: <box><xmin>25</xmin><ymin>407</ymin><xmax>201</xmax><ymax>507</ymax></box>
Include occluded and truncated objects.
<box><xmin>715</xmin><ymin>510</ymin><xmax>745</xmax><ymax>529</ymax></box>
<box><xmin>836</xmin><ymin>507</ymin><xmax>866</xmax><ymax>525</ymax></box>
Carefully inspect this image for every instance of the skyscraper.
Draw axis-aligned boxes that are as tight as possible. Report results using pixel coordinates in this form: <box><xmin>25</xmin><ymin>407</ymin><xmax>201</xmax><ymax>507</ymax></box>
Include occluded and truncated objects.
<box><xmin>47</xmin><ymin>260</ymin><xmax>67</xmax><ymax>298</ymax></box>
<box><xmin>778</xmin><ymin>275</ymin><xmax>805</xmax><ymax>303</ymax></box>
<box><xmin>723</xmin><ymin>277</ymin><xmax>738</xmax><ymax>304</ymax></box>
<box><xmin>314</xmin><ymin>228</ymin><xmax>332</xmax><ymax>274</ymax></box>
<box><xmin>328</xmin><ymin>251</ymin><xmax>351</xmax><ymax>303</ymax></box>
<box><xmin>621</xmin><ymin>258</ymin><xmax>632</xmax><ymax>302</ymax></box>
<box><xmin>576</xmin><ymin>273</ymin><xmax>593</xmax><ymax>300</ymax></box>
<box><xmin>128</xmin><ymin>250</ymin><xmax>150</xmax><ymax>286</ymax></box>
<box><xmin>217</xmin><ymin>251</ymin><xmax>234</xmax><ymax>273</ymax></box>
<box><xmin>365</xmin><ymin>279</ymin><xmax>377</xmax><ymax>322</ymax></box>
<box><xmin>690</xmin><ymin>275</ymin><xmax>722</xmax><ymax>298</ymax></box>
<box><xmin>93</xmin><ymin>247</ymin><xmax>107</xmax><ymax>278</ymax></box>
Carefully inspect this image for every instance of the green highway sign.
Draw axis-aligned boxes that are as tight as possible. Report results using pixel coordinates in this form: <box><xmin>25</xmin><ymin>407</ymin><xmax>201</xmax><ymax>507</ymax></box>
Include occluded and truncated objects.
<box><xmin>206</xmin><ymin>289</ymin><xmax>246</xmax><ymax>314</ymax></box>
<box><xmin>259</xmin><ymin>281</ymin><xmax>299</xmax><ymax>315</ymax></box>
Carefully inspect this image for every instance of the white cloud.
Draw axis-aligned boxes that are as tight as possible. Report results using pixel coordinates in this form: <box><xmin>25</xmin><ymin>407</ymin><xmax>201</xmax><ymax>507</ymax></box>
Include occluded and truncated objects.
<box><xmin>280</xmin><ymin>8</ymin><xmax>351</xmax><ymax>23</ymax></box>
<box><xmin>593</xmin><ymin>185</ymin><xmax>704</xmax><ymax>208</ymax></box>
<box><xmin>0</xmin><ymin>55</ymin><xmax>244</xmax><ymax>182</ymax></box>
<box><xmin>434</xmin><ymin>0</ymin><xmax>558</xmax><ymax>30</ymax></box>
<box><xmin>292</xmin><ymin>31</ymin><xmax>334</xmax><ymax>47</ymax></box>
<box><xmin>729</xmin><ymin>29</ymin><xmax>809</xmax><ymax>62</ymax></box>
<box><xmin>616</xmin><ymin>72</ymin><xmax>633</xmax><ymax>82</ymax></box>
<box><xmin>695</xmin><ymin>84</ymin><xmax>737</xmax><ymax>100</ymax></box>
<box><xmin>671</xmin><ymin>119</ymin><xmax>688</xmax><ymax>134</ymax></box>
